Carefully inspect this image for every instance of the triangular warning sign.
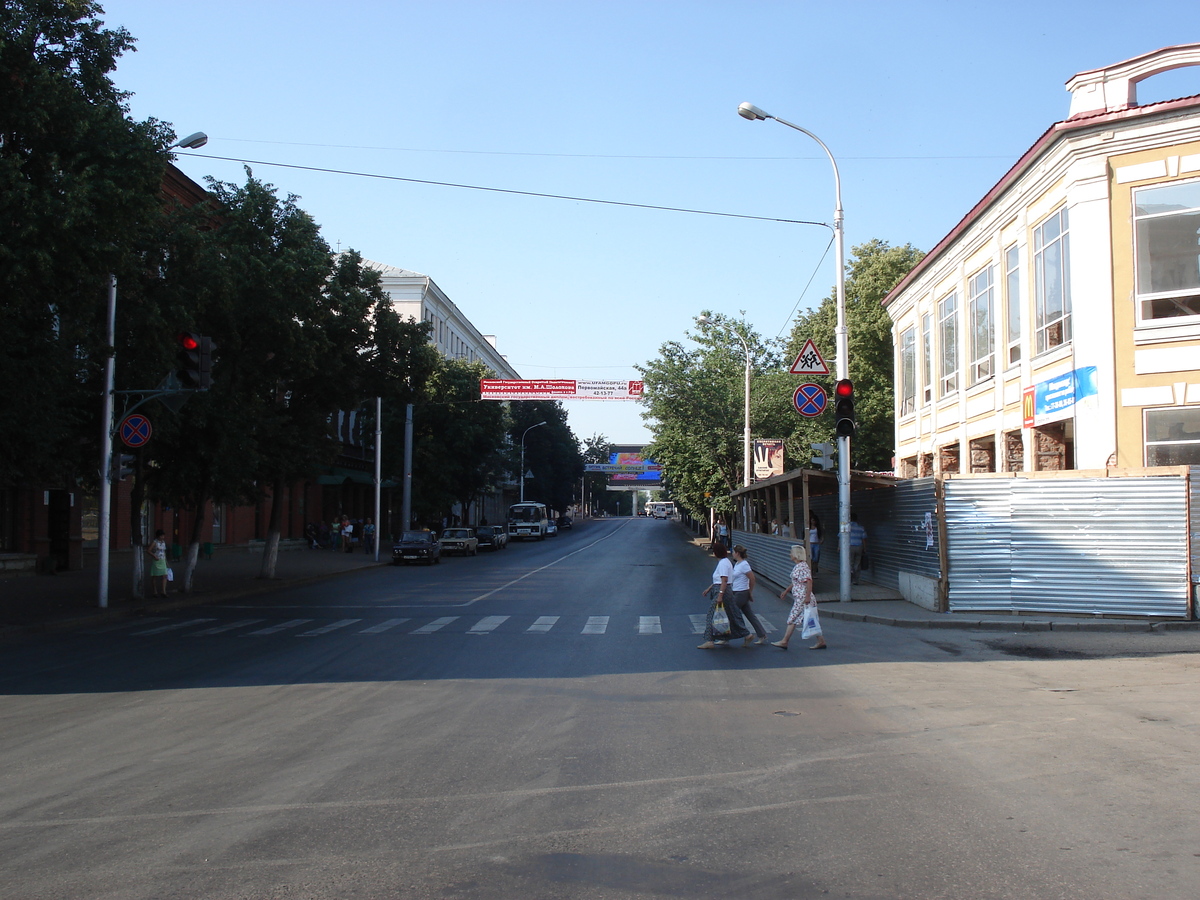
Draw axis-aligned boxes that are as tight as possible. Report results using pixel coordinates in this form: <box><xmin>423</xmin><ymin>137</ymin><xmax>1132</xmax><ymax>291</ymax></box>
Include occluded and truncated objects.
<box><xmin>789</xmin><ymin>338</ymin><xmax>829</xmax><ymax>375</ymax></box>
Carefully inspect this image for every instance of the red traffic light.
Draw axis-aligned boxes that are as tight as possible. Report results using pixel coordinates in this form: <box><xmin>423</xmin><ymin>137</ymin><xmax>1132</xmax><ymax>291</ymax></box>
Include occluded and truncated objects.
<box><xmin>834</xmin><ymin>379</ymin><xmax>854</xmax><ymax>398</ymax></box>
<box><xmin>177</xmin><ymin>332</ymin><xmax>200</xmax><ymax>351</ymax></box>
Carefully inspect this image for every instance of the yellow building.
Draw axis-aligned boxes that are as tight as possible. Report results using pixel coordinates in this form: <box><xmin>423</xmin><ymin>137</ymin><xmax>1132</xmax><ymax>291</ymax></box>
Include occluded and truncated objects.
<box><xmin>886</xmin><ymin>44</ymin><xmax>1200</xmax><ymax>476</ymax></box>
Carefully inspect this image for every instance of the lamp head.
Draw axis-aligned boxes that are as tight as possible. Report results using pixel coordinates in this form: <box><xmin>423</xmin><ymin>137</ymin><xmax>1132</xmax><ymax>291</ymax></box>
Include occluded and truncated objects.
<box><xmin>737</xmin><ymin>102</ymin><xmax>769</xmax><ymax>121</ymax></box>
<box><xmin>695</xmin><ymin>314</ymin><xmax>712</xmax><ymax>326</ymax></box>
<box><xmin>171</xmin><ymin>132</ymin><xmax>208</xmax><ymax>150</ymax></box>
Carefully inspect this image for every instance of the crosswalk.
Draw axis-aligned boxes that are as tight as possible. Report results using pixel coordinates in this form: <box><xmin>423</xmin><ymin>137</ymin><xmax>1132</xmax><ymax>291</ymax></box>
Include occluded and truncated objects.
<box><xmin>95</xmin><ymin>613</ymin><xmax>781</xmax><ymax>640</ymax></box>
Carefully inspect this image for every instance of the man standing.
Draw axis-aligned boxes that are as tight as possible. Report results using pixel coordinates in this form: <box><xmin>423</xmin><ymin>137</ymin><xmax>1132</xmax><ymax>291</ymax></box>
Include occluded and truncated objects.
<box><xmin>848</xmin><ymin>512</ymin><xmax>868</xmax><ymax>584</ymax></box>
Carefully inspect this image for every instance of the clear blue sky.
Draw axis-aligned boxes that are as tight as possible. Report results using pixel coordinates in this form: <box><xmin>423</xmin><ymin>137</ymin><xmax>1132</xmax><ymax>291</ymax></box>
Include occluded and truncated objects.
<box><xmin>103</xmin><ymin>0</ymin><xmax>1200</xmax><ymax>444</ymax></box>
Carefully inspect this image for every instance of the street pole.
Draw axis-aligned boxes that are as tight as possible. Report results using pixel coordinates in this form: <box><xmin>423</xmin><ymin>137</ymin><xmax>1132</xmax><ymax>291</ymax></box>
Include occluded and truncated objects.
<box><xmin>520</xmin><ymin>421</ymin><xmax>547</xmax><ymax>503</ymax></box>
<box><xmin>401</xmin><ymin>403</ymin><xmax>413</xmax><ymax>531</ymax></box>
<box><xmin>97</xmin><ymin>275</ymin><xmax>117</xmax><ymax>608</ymax></box>
<box><xmin>373</xmin><ymin>396</ymin><xmax>382</xmax><ymax>561</ymax></box>
<box><xmin>738</xmin><ymin>103</ymin><xmax>851</xmax><ymax>603</ymax></box>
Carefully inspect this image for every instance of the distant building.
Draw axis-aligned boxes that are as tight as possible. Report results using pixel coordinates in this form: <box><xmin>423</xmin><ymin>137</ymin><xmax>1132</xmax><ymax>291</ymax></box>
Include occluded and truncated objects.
<box><xmin>362</xmin><ymin>260</ymin><xmax>520</xmax><ymax>379</ymax></box>
<box><xmin>885</xmin><ymin>44</ymin><xmax>1200</xmax><ymax>476</ymax></box>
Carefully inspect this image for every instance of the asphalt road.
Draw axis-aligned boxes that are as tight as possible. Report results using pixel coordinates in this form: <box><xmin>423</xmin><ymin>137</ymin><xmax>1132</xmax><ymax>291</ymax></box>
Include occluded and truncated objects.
<box><xmin>4</xmin><ymin>517</ymin><xmax>1200</xmax><ymax>899</ymax></box>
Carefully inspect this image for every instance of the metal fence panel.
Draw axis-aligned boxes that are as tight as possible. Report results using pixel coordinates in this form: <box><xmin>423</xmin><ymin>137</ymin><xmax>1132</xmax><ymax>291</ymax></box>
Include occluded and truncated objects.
<box><xmin>947</xmin><ymin>475</ymin><xmax>1189</xmax><ymax>617</ymax></box>
<box><xmin>1191</xmin><ymin>467</ymin><xmax>1200</xmax><ymax>587</ymax></box>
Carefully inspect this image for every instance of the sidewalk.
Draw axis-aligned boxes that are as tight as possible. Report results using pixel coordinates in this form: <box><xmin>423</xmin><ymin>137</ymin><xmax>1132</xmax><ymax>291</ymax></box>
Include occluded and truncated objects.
<box><xmin>682</xmin><ymin>529</ymin><xmax>1199</xmax><ymax>634</ymax></box>
<box><xmin>0</xmin><ymin>545</ymin><xmax>388</xmax><ymax>639</ymax></box>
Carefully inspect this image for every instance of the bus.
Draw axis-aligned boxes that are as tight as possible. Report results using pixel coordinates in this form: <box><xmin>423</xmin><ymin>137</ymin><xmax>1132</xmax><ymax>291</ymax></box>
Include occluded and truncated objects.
<box><xmin>646</xmin><ymin>501</ymin><xmax>677</xmax><ymax>520</ymax></box>
<box><xmin>508</xmin><ymin>502</ymin><xmax>549</xmax><ymax>540</ymax></box>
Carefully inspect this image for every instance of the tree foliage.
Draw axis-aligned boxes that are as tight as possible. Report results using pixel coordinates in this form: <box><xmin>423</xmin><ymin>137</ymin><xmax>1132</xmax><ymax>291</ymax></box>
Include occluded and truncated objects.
<box><xmin>509</xmin><ymin>401</ymin><xmax>582</xmax><ymax>514</ymax></box>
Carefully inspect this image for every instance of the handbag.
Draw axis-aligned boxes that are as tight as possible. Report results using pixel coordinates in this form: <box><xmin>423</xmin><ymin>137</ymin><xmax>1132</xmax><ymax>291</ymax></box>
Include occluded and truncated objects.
<box><xmin>165</xmin><ymin>567</ymin><xmax>174</xmax><ymax>583</ymax></box>
<box><xmin>800</xmin><ymin>602</ymin><xmax>822</xmax><ymax>639</ymax></box>
<box><xmin>711</xmin><ymin>601</ymin><xmax>731</xmax><ymax>636</ymax></box>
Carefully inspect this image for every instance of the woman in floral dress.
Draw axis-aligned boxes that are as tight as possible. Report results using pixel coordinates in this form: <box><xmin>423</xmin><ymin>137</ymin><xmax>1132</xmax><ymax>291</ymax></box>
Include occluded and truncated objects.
<box><xmin>772</xmin><ymin>543</ymin><xmax>826</xmax><ymax>650</ymax></box>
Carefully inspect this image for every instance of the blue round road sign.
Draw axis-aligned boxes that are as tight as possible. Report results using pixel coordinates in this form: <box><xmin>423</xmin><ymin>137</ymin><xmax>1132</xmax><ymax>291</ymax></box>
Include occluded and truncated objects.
<box><xmin>120</xmin><ymin>413</ymin><xmax>153</xmax><ymax>448</ymax></box>
<box><xmin>793</xmin><ymin>383</ymin><xmax>827</xmax><ymax>417</ymax></box>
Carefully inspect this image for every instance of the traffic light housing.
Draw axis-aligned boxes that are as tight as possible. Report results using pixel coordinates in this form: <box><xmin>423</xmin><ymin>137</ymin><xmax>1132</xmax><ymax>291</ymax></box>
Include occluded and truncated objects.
<box><xmin>176</xmin><ymin>333</ymin><xmax>215</xmax><ymax>390</ymax></box>
<box><xmin>112</xmin><ymin>453</ymin><xmax>135</xmax><ymax>481</ymax></box>
<box><xmin>834</xmin><ymin>379</ymin><xmax>856</xmax><ymax>437</ymax></box>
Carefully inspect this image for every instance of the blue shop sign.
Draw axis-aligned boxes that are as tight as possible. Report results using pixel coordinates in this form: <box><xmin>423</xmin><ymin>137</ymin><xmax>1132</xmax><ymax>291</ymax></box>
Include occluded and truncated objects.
<box><xmin>1034</xmin><ymin>366</ymin><xmax>1098</xmax><ymax>423</ymax></box>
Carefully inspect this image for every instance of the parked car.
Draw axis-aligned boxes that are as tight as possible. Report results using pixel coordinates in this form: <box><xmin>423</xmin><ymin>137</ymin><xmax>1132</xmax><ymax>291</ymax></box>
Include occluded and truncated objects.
<box><xmin>392</xmin><ymin>530</ymin><xmax>441</xmax><ymax>565</ymax></box>
<box><xmin>556</xmin><ymin>515</ymin><xmax>572</xmax><ymax>530</ymax></box>
<box><xmin>545</xmin><ymin>518</ymin><xmax>558</xmax><ymax>537</ymax></box>
<box><xmin>474</xmin><ymin>525</ymin><xmax>508</xmax><ymax>551</ymax></box>
<box><xmin>440</xmin><ymin>527</ymin><xmax>479</xmax><ymax>556</ymax></box>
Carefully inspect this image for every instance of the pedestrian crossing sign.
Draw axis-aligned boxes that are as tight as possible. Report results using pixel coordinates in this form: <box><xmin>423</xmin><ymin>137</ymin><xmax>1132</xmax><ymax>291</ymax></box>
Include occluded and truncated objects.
<box><xmin>789</xmin><ymin>339</ymin><xmax>829</xmax><ymax>375</ymax></box>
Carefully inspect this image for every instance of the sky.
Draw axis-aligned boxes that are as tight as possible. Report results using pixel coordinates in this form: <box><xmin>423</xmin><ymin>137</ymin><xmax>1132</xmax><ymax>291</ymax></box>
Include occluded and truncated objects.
<box><xmin>100</xmin><ymin>0</ymin><xmax>1200</xmax><ymax>445</ymax></box>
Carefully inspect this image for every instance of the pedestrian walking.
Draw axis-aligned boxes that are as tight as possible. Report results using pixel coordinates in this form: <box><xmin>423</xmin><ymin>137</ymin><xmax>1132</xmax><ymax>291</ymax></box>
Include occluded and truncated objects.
<box><xmin>716</xmin><ymin>518</ymin><xmax>729</xmax><ymax>551</ymax></box>
<box><xmin>341</xmin><ymin>516</ymin><xmax>354</xmax><ymax>553</ymax></box>
<box><xmin>849</xmin><ymin>512</ymin><xmax>868</xmax><ymax>584</ymax></box>
<box><xmin>147</xmin><ymin>529</ymin><xmax>169</xmax><ymax>597</ymax></box>
<box><xmin>731</xmin><ymin>545</ymin><xmax>767</xmax><ymax>645</ymax></box>
<box><xmin>697</xmin><ymin>542</ymin><xmax>751</xmax><ymax>649</ymax></box>
<box><xmin>772</xmin><ymin>543</ymin><xmax>826</xmax><ymax>650</ymax></box>
<box><xmin>363</xmin><ymin>518</ymin><xmax>376</xmax><ymax>554</ymax></box>
<box><xmin>808</xmin><ymin>511</ymin><xmax>822</xmax><ymax>575</ymax></box>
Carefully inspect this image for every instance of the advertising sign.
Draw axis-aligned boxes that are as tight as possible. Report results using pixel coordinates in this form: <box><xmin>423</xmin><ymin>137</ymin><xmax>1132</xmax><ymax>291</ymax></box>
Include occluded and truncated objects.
<box><xmin>1024</xmin><ymin>367</ymin><xmax>1098</xmax><ymax>428</ymax></box>
<box><xmin>480</xmin><ymin>379</ymin><xmax>644</xmax><ymax>401</ymax></box>
<box><xmin>753</xmin><ymin>439</ymin><xmax>785</xmax><ymax>481</ymax></box>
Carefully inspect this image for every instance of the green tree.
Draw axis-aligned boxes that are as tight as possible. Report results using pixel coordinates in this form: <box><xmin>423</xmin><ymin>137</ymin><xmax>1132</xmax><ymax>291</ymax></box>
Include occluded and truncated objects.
<box><xmin>781</xmin><ymin>239</ymin><xmax>925</xmax><ymax>471</ymax></box>
<box><xmin>580</xmin><ymin>433</ymin><xmax>611</xmax><ymax>515</ymax></box>
<box><xmin>0</xmin><ymin>0</ymin><xmax>172</xmax><ymax>484</ymax></box>
<box><xmin>509</xmin><ymin>401</ymin><xmax>582</xmax><ymax>514</ymax></box>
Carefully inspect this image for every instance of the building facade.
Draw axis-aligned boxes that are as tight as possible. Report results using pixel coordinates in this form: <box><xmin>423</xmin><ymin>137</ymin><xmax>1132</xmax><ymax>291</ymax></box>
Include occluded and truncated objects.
<box><xmin>886</xmin><ymin>45</ymin><xmax>1200</xmax><ymax>477</ymax></box>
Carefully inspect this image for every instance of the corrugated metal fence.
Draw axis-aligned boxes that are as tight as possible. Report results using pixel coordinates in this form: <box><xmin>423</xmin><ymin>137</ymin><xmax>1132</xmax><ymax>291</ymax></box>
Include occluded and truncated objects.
<box><xmin>946</xmin><ymin>473</ymin><xmax>1191</xmax><ymax>617</ymax></box>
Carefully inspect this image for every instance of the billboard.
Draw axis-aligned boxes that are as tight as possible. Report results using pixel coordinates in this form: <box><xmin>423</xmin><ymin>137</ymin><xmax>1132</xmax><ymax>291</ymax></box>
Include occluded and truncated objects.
<box><xmin>595</xmin><ymin>445</ymin><xmax>662</xmax><ymax>488</ymax></box>
<box><xmin>753</xmin><ymin>439</ymin><xmax>785</xmax><ymax>481</ymax></box>
<box><xmin>480</xmin><ymin>379</ymin><xmax>644</xmax><ymax>401</ymax></box>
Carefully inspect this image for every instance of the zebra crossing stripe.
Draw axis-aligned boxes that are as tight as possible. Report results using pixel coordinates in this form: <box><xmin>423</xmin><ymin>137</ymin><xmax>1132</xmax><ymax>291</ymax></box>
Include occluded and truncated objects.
<box><xmin>412</xmin><ymin>616</ymin><xmax>458</xmax><ymax>634</ymax></box>
<box><xmin>132</xmin><ymin>618</ymin><xmax>216</xmax><ymax>636</ymax></box>
<box><xmin>639</xmin><ymin>616</ymin><xmax>661</xmax><ymax>634</ymax></box>
<box><xmin>756</xmin><ymin>615</ymin><xmax>778</xmax><ymax>633</ymax></box>
<box><xmin>526</xmin><ymin>616</ymin><xmax>559</xmax><ymax>633</ymax></box>
<box><xmin>582</xmin><ymin>616</ymin><xmax>608</xmax><ymax>634</ymax></box>
<box><xmin>358</xmin><ymin>618</ymin><xmax>410</xmax><ymax>634</ymax></box>
<box><xmin>689</xmin><ymin>614</ymin><xmax>707</xmax><ymax>634</ymax></box>
<box><xmin>299</xmin><ymin>618</ymin><xmax>362</xmax><ymax>636</ymax></box>
<box><xmin>245</xmin><ymin>619</ymin><xmax>313</xmax><ymax>636</ymax></box>
<box><xmin>191</xmin><ymin>619</ymin><xmax>265</xmax><ymax>636</ymax></box>
<box><xmin>468</xmin><ymin>616</ymin><xmax>509</xmax><ymax>634</ymax></box>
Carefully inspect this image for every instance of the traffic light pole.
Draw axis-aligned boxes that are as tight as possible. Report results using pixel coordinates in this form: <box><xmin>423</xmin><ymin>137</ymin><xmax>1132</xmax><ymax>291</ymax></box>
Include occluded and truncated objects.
<box><xmin>97</xmin><ymin>276</ymin><xmax>117</xmax><ymax>608</ymax></box>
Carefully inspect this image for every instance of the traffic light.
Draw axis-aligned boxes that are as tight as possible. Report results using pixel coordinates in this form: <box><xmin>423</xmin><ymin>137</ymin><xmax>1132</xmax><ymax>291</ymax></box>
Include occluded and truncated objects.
<box><xmin>834</xmin><ymin>379</ymin><xmax>856</xmax><ymax>437</ymax></box>
<box><xmin>176</xmin><ymin>333</ymin><xmax>215</xmax><ymax>390</ymax></box>
<box><xmin>811</xmin><ymin>442</ymin><xmax>835</xmax><ymax>470</ymax></box>
<box><xmin>112</xmin><ymin>453</ymin><xmax>135</xmax><ymax>481</ymax></box>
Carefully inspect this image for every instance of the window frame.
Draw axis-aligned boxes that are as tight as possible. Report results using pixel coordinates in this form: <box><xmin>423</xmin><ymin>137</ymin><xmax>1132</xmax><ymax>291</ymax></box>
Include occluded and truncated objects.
<box><xmin>937</xmin><ymin>291</ymin><xmax>959</xmax><ymax>398</ymax></box>
<box><xmin>967</xmin><ymin>264</ymin><xmax>994</xmax><ymax>386</ymax></box>
<box><xmin>899</xmin><ymin>325</ymin><xmax>916</xmax><ymax>416</ymax></box>
<box><xmin>921</xmin><ymin>313</ymin><xmax>933</xmax><ymax>406</ymax></box>
<box><xmin>1144</xmin><ymin>406</ymin><xmax>1200</xmax><ymax>466</ymax></box>
<box><xmin>1132</xmin><ymin>177</ymin><xmax>1200</xmax><ymax>328</ymax></box>
<box><xmin>1004</xmin><ymin>243</ymin><xmax>1021</xmax><ymax>366</ymax></box>
<box><xmin>1033</xmin><ymin>207</ymin><xmax>1071</xmax><ymax>355</ymax></box>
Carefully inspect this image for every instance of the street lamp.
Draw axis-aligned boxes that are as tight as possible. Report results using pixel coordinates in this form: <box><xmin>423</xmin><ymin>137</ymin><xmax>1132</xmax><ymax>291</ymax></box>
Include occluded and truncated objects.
<box><xmin>695</xmin><ymin>315</ymin><xmax>752</xmax><ymax>491</ymax></box>
<box><xmin>169</xmin><ymin>132</ymin><xmax>209</xmax><ymax>150</ymax></box>
<box><xmin>520</xmin><ymin>421</ymin><xmax>547</xmax><ymax>502</ymax></box>
<box><xmin>738</xmin><ymin>102</ymin><xmax>852</xmax><ymax>604</ymax></box>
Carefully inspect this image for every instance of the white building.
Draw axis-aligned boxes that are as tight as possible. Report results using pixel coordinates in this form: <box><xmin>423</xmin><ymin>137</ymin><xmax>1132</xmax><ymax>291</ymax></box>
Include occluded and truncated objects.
<box><xmin>885</xmin><ymin>44</ymin><xmax>1200</xmax><ymax>476</ymax></box>
<box><xmin>362</xmin><ymin>259</ymin><xmax>520</xmax><ymax>379</ymax></box>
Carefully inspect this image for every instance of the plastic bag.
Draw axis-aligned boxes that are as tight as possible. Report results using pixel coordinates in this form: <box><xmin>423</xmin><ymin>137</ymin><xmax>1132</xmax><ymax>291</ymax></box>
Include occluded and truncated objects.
<box><xmin>166</xmin><ymin>567</ymin><xmax>174</xmax><ymax>583</ymax></box>
<box><xmin>800</xmin><ymin>602</ymin><xmax>821</xmax><ymax>639</ymax></box>
<box><xmin>712</xmin><ymin>601</ymin><xmax>731</xmax><ymax>636</ymax></box>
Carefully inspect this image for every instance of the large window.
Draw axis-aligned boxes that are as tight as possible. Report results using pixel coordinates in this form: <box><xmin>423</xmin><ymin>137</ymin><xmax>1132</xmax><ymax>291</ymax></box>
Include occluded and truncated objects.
<box><xmin>1034</xmin><ymin>207</ymin><xmax>1071</xmax><ymax>354</ymax></box>
<box><xmin>938</xmin><ymin>292</ymin><xmax>958</xmax><ymax>397</ymax></box>
<box><xmin>900</xmin><ymin>325</ymin><xmax>916</xmax><ymax>416</ymax></box>
<box><xmin>1005</xmin><ymin>244</ymin><xmax>1021</xmax><ymax>365</ymax></box>
<box><xmin>921</xmin><ymin>313</ymin><xmax>933</xmax><ymax>405</ymax></box>
<box><xmin>1134</xmin><ymin>179</ymin><xmax>1200</xmax><ymax>324</ymax></box>
<box><xmin>968</xmin><ymin>265</ymin><xmax>994</xmax><ymax>385</ymax></box>
<box><xmin>1145</xmin><ymin>407</ymin><xmax>1200</xmax><ymax>465</ymax></box>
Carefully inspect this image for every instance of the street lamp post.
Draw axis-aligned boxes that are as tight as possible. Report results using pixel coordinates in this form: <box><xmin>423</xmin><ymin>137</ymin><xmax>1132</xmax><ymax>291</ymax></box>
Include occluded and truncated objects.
<box><xmin>737</xmin><ymin>102</ymin><xmax>852</xmax><ymax>604</ymax></box>
<box><xmin>520</xmin><ymin>421</ymin><xmax>547</xmax><ymax>502</ymax></box>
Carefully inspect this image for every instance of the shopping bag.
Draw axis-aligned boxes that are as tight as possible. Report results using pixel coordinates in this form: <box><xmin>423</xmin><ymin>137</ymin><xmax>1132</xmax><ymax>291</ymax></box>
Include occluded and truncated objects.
<box><xmin>711</xmin><ymin>601</ymin><xmax>731</xmax><ymax>636</ymax></box>
<box><xmin>800</xmin><ymin>602</ymin><xmax>821</xmax><ymax>639</ymax></box>
<box><xmin>166</xmin><ymin>567</ymin><xmax>174</xmax><ymax>583</ymax></box>
<box><xmin>860</xmin><ymin>550</ymin><xmax>870</xmax><ymax>570</ymax></box>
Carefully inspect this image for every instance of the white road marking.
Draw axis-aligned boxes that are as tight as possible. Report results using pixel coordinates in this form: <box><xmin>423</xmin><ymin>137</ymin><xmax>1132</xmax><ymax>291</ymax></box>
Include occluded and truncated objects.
<box><xmin>190</xmin><ymin>619</ymin><xmax>265</xmax><ymax>636</ymax></box>
<box><xmin>131</xmin><ymin>618</ymin><xmax>216</xmax><ymax>636</ymax></box>
<box><xmin>245</xmin><ymin>619</ymin><xmax>313</xmax><ymax>636</ymax></box>
<box><xmin>582</xmin><ymin>616</ymin><xmax>609</xmax><ymax>634</ymax></box>
<box><xmin>526</xmin><ymin>616</ymin><xmax>559</xmax><ymax>633</ymax></box>
<box><xmin>639</xmin><ymin>616</ymin><xmax>661</xmax><ymax>634</ymax></box>
<box><xmin>467</xmin><ymin>616</ymin><xmax>509</xmax><ymax>634</ymax></box>
<box><xmin>411</xmin><ymin>616</ymin><xmax>458</xmax><ymax>634</ymax></box>
<box><xmin>689</xmin><ymin>614</ymin><xmax>707</xmax><ymax>634</ymax></box>
<box><xmin>358</xmin><ymin>618</ymin><xmax>410</xmax><ymax>634</ymax></box>
<box><xmin>299</xmin><ymin>618</ymin><xmax>362</xmax><ymax>636</ymax></box>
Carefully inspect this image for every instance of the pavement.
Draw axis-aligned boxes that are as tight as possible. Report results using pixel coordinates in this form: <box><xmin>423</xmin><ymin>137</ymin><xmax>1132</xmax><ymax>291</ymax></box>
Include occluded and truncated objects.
<box><xmin>3</xmin><ymin>523</ymin><xmax>1197</xmax><ymax>639</ymax></box>
<box><xmin>0</xmin><ymin>543</ymin><xmax>388</xmax><ymax>640</ymax></box>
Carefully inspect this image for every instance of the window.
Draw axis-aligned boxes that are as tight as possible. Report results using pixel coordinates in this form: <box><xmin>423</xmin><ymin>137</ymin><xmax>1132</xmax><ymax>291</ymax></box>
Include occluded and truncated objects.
<box><xmin>938</xmin><ymin>292</ymin><xmax>958</xmax><ymax>397</ymax></box>
<box><xmin>967</xmin><ymin>265</ymin><xmax>994</xmax><ymax>385</ymax></box>
<box><xmin>1034</xmin><ymin>207</ymin><xmax>1071</xmax><ymax>354</ymax></box>
<box><xmin>900</xmin><ymin>326</ymin><xmax>916</xmax><ymax>415</ymax></box>
<box><xmin>1005</xmin><ymin>244</ymin><xmax>1021</xmax><ymax>365</ymax></box>
<box><xmin>921</xmin><ymin>313</ymin><xmax>933</xmax><ymax>405</ymax></box>
<box><xmin>1145</xmin><ymin>407</ymin><xmax>1200</xmax><ymax>465</ymax></box>
<box><xmin>1133</xmin><ymin>179</ymin><xmax>1200</xmax><ymax>324</ymax></box>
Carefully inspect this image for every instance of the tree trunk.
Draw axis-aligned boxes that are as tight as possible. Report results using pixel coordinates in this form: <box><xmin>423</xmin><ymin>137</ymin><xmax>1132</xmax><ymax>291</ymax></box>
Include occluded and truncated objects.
<box><xmin>182</xmin><ymin>499</ymin><xmax>207</xmax><ymax>593</ymax></box>
<box><xmin>259</xmin><ymin>475</ymin><xmax>285</xmax><ymax>579</ymax></box>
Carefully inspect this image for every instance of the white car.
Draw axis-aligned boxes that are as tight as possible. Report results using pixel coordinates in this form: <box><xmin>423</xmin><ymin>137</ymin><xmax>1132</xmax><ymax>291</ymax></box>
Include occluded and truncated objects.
<box><xmin>440</xmin><ymin>527</ymin><xmax>479</xmax><ymax>556</ymax></box>
<box><xmin>545</xmin><ymin>519</ymin><xmax>558</xmax><ymax>537</ymax></box>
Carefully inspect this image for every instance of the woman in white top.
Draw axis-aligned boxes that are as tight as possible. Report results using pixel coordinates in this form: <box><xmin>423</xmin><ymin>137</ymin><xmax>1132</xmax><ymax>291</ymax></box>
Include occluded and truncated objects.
<box><xmin>808</xmin><ymin>511</ymin><xmax>822</xmax><ymax>575</ymax></box>
<box><xmin>697</xmin><ymin>542</ymin><xmax>750</xmax><ymax>649</ymax></box>
<box><xmin>730</xmin><ymin>545</ymin><xmax>767</xmax><ymax>645</ymax></box>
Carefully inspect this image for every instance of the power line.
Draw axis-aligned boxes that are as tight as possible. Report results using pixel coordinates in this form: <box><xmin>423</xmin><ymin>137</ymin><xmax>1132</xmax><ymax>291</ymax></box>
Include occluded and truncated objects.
<box><xmin>180</xmin><ymin>153</ymin><xmax>832</xmax><ymax>228</ymax></box>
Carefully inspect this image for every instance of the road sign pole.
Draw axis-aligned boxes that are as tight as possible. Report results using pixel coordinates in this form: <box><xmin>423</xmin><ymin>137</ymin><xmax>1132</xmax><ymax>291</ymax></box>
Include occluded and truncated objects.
<box><xmin>98</xmin><ymin>275</ymin><xmax>116</xmax><ymax>609</ymax></box>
